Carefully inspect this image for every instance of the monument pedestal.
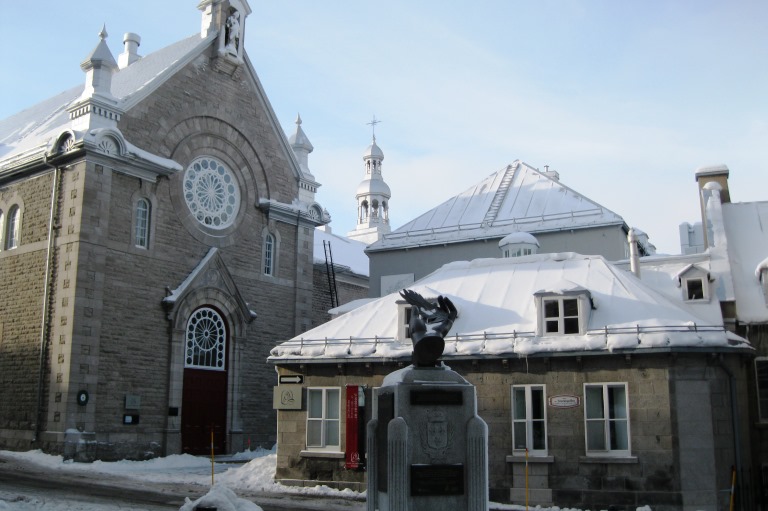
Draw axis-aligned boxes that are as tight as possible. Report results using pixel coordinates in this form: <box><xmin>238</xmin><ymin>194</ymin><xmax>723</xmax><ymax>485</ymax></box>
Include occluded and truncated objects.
<box><xmin>366</xmin><ymin>364</ymin><xmax>488</xmax><ymax>511</ymax></box>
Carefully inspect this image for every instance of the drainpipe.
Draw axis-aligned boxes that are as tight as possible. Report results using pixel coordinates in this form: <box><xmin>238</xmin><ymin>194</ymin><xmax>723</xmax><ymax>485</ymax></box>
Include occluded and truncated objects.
<box><xmin>717</xmin><ymin>355</ymin><xmax>743</xmax><ymax>510</ymax></box>
<box><xmin>34</xmin><ymin>158</ymin><xmax>62</xmax><ymax>443</ymax></box>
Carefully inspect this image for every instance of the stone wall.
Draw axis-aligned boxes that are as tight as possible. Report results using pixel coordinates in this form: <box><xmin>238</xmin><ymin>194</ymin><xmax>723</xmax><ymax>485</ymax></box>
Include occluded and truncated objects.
<box><xmin>273</xmin><ymin>351</ymin><xmax>747</xmax><ymax>511</ymax></box>
<box><xmin>0</xmin><ymin>171</ymin><xmax>56</xmax><ymax>449</ymax></box>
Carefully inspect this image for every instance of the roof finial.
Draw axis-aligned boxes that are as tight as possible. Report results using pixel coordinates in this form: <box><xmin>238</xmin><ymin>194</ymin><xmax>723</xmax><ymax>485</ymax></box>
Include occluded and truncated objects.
<box><xmin>295</xmin><ymin>113</ymin><xmax>302</xmax><ymax>126</ymax></box>
<box><xmin>99</xmin><ymin>24</ymin><xmax>108</xmax><ymax>40</ymax></box>
<box><xmin>367</xmin><ymin>115</ymin><xmax>381</xmax><ymax>142</ymax></box>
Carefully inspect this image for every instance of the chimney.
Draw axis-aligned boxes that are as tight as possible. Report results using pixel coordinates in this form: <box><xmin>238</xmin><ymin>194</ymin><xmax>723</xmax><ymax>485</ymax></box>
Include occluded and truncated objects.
<box><xmin>695</xmin><ymin>165</ymin><xmax>730</xmax><ymax>249</ymax></box>
<box><xmin>118</xmin><ymin>32</ymin><xmax>141</xmax><ymax>69</ymax></box>
<box><xmin>628</xmin><ymin>228</ymin><xmax>641</xmax><ymax>278</ymax></box>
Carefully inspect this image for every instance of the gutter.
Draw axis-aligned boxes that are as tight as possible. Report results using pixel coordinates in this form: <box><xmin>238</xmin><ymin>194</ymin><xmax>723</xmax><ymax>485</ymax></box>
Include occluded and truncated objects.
<box><xmin>33</xmin><ymin>156</ymin><xmax>62</xmax><ymax>443</ymax></box>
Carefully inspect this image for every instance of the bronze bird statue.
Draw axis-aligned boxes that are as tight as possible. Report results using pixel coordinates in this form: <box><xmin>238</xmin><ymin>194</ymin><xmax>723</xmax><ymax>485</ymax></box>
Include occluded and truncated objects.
<box><xmin>399</xmin><ymin>289</ymin><xmax>458</xmax><ymax>367</ymax></box>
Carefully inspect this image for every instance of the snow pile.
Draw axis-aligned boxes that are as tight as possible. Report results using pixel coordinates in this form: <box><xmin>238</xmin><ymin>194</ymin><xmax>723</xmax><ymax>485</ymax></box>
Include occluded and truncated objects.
<box><xmin>179</xmin><ymin>483</ymin><xmax>262</xmax><ymax>511</ymax></box>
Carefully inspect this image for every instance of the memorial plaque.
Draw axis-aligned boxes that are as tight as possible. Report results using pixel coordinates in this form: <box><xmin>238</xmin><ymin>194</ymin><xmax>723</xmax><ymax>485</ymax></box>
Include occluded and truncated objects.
<box><xmin>410</xmin><ymin>389</ymin><xmax>463</xmax><ymax>406</ymax></box>
<box><xmin>377</xmin><ymin>391</ymin><xmax>394</xmax><ymax>491</ymax></box>
<box><xmin>411</xmin><ymin>464</ymin><xmax>464</xmax><ymax>496</ymax></box>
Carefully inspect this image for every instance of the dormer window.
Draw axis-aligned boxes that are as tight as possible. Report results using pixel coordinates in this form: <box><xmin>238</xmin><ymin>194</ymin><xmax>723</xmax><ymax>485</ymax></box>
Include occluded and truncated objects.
<box><xmin>543</xmin><ymin>297</ymin><xmax>580</xmax><ymax>334</ymax></box>
<box><xmin>396</xmin><ymin>301</ymin><xmax>413</xmax><ymax>341</ymax></box>
<box><xmin>534</xmin><ymin>284</ymin><xmax>591</xmax><ymax>336</ymax></box>
<box><xmin>675</xmin><ymin>264</ymin><xmax>712</xmax><ymax>302</ymax></box>
<box><xmin>499</xmin><ymin>232</ymin><xmax>539</xmax><ymax>259</ymax></box>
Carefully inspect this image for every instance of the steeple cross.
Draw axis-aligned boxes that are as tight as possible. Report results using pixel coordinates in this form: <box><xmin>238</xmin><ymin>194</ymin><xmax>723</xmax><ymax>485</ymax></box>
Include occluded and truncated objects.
<box><xmin>367</xmin><ymin>115</ymin><xmax>381</xmax><ymax>140</ymax></box>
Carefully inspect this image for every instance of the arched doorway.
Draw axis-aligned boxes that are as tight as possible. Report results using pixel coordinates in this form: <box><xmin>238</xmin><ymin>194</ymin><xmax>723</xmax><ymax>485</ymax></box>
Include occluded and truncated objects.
<box><xmin>181</xmin><ymin>306</ymin><xmax>228</xmax><ymax>454</ymax></box>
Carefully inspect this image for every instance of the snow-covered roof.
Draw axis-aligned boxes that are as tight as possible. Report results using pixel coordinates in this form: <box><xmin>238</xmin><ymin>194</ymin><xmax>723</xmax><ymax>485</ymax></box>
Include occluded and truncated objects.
<box><xmin>313</xmin><ymin>227</ymin><xmax>369</xmax><ymax>277</ymax></box>
<box><xmin>366</xmin><ymin>160</ymin><xmax>626</xmax><ymax>252</ymax></box>
<box><xmin>270</xmin><ymin>252</ymin><xmax>747</xmax><ymax>363</ymax></box>
<box><xmin>0</xmin><ymin>34</ymin><xmax>208</xmax><ymax>166</ymax></box>
<box><xmin>722</xmin><ymin>201</ymin><xmax>768</xmax><ymax>323</ymax></box>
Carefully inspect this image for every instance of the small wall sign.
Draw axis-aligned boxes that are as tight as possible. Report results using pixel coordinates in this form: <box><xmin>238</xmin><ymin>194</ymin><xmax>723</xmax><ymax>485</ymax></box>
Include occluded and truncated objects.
<box><xmin>273</xmin><ymin>385</ymin><xmax>302</xmax><ymax>410</ymax></box>
<box><xmin>548</xmin><ymin>395</ymin><xmax>580</xmax><ymax>408</ymax></box>
<box><xmin>76</xmin><ymin>390</ymin><xmax>89</xmax><ymax>406</ymax></box>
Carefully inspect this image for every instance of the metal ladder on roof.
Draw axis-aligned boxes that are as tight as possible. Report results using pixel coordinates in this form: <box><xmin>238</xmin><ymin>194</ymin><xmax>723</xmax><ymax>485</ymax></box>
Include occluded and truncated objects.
<box><xmin>481</xmin><ymin>163</ymin><xmax>518</xmax><ymax>226</ymax></box>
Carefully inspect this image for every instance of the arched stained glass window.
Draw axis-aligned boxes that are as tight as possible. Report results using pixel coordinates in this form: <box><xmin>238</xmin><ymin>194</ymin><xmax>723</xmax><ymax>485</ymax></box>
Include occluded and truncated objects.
<box><xmin>185</xmin><ymin>307</ymin><xmax>227</xmax><ymax>370</ymax></box>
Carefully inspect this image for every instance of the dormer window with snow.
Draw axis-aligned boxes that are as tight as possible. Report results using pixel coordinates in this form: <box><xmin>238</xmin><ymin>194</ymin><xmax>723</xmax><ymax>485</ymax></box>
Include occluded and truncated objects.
<box><xmin>675</xmin><ymin>264</ymin><xmax>712</xmax><ymax>302</ymax></box>
<box><xmin>499</xmin><ymin>232</ymin><xmax>539</xmax><ymax>259</ymax></box>
<box><xmin>534</xmin><ymin>286</ymin><xmax>591</xmax><ymax>336</ymax></box>
<box><xmin>397</xmin><ymin>301</ymin><xmax>413</xmax><ymax>341</ymax></box>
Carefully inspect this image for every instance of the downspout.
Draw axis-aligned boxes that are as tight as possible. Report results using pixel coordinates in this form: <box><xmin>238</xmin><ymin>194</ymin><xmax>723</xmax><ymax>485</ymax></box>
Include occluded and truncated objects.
<box><xmin>717</xmin><ymin>355</ymin><xmax>743</xmax><ymax>510</ymax></box>
<box><xmin>34</xmin><ymin>158</ymin><xmax>61</xmax><ymax>443</ymax></box>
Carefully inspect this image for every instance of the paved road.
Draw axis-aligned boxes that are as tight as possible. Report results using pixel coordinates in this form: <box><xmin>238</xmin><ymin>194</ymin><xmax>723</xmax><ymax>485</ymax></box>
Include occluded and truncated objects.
<box><xmin>0</xmin><ymin>453</ymin><xmax>365</xmax><ymax>511</ymax></box>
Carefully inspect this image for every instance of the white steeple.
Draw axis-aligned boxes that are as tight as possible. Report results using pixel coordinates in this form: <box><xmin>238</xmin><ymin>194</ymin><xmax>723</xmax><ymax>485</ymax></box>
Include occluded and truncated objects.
<box><xmin>347</xmin><ymin>117</ymin><xmax>391</xmax><ymax>245</ymax></box>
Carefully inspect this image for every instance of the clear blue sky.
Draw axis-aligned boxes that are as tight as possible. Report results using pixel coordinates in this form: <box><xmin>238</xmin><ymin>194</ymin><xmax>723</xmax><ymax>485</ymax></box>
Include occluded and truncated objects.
<box><xmin>2</xmin><ymin>1</ymin><xmax>766</xmax><ymax>254</ymax></box>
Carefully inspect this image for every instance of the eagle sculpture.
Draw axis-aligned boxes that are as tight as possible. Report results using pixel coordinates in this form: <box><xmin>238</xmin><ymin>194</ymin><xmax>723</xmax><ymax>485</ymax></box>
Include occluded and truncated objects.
<box><xmin>399</xmin><ymin>289</ymin><xmax>458</xmax><ymax>367</ymax></box>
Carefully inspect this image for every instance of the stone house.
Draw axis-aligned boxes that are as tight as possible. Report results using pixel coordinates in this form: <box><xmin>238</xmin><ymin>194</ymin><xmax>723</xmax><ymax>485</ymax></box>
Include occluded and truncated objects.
<box><xmin>269</xmin><ymin>251</ymin><xmax>752</xmax><ymax>510</ymax></box>
<box><xmin>365</xmin><ymin>160</ymin><xmax>655</xmax><ymax>297</ymax></box>
<box><xmin>0</xmin><ymin>0</ymin><xmax>327</xmax><ymax>460</ymax></box>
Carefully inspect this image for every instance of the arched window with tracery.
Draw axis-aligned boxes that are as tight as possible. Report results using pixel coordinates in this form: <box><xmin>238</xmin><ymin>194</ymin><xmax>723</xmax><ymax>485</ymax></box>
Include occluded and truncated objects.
<box><xmin>185</xmin><ymin>307</ymin><xmax>227</xmax><ymax>370</ymax></box>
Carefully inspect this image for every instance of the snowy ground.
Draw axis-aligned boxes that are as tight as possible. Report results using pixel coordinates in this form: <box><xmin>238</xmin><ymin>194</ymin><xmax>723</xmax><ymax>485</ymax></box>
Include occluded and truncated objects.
<box><xmin>0</xmin><ymin>448</ymin><xmax>652</xmax><ymax>511</ymax></box>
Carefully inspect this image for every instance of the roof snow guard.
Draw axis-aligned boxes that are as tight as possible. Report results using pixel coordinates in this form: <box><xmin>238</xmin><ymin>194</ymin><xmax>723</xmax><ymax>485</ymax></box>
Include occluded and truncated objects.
<box><xmin>270</xmin><ymin>253</ymin><xmax>749</xmax><ymax>363</ymax></box>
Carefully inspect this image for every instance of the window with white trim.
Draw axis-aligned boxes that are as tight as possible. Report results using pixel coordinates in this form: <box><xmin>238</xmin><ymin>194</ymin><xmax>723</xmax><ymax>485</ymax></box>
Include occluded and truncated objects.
<box><xmin>134</xmin><ymin>198</ymin><xmax>150</xmax><ymax>248</ymax></box>
<box><xmin>5</xmin><ymin>205</ymin><xmax>20</xmax><ymax>250</ymax></box>
<box><xmin>584</xmin><ymin>383</ymin><xmax>630</xmax><ymax>457</ymax></box>
<box><xmin>511</xmin><ymin>385</ymin><xmax>547</xmax><ymax>455</ymax></box>
<box><xmin>756</xmin><ymin>358</ymin><xmax>768</xmax><ymax>422</ymax></box>
<box><xmin>683</xmin><ymin>277</ymin><xmax>706</xmax><ymax>300</ymax></box>
<box><xmin>306</xmin><ymin>387</ymin><xmax>340</xmax><ymax>450</ymax></box>
<box><xmin>263</xmin><ymin>233</ymin><xmax>275</xmax><ymax>275</ymax></box>
<box><xmin>185</xmin><ymin>307</ymin><xmax>227</xmax><ymax>370</ymax></box>
<box><xmin>397</xmin><ymin>302</ymin><xmax>413</xmax><ymax>341</ymax></box>
<box><xmin>542</xmin><ymin>297</ymin><xmax>580</xmax><ymax>334</ymax></box>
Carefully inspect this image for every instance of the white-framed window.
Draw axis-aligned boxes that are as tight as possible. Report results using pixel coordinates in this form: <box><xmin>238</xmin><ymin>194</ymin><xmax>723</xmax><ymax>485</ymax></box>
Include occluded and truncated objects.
<box><xmin>306</xmin><ymin>387</ymin><xmax>341</xmax><ymax>450</ymax></box>
<box><xmin>542</xmin><ymin>297</ymin><xmax>580</xmax><ymax>335</ymax></box>
<box><xmin>134</xmin><ymin>198</ymin><xmax>150</xmax><ymax>248</ymax></box>
<box><xmin>511</xmin><ymin>385</ymin><xmax>547</xmax><ymax>456</ymax></box>
<box><xmin>5</xmin><ymin>205</ymin><xmax>20</xmax><ymax>250</ymax></box>
<box><xmin>396</xmin><ymin>302</ymin><xmax>413</xmax><ymax>341</ymax></box>
<box><xmin>584</xmin><ymin>383</ymin><xmax>630</xmax><ymax>457</ymax></box>
<box><xmin>263</xmin><ymin>232</ymin><xmax>275</xmax><ymax>275</ymax></box>
<box><xmin>184</xmin><ymin>307</ymin><xmax>227</xmax><ymax>370</ymax></box>
<box><xmin>683</xmin><ymin>277</ymin><xmax>706</xmax><ymax>301</ymax></box>
<box><xmin>756</xmin><ymin>358</ymin><xmax>768</xmax><ymax>422</ymax></box>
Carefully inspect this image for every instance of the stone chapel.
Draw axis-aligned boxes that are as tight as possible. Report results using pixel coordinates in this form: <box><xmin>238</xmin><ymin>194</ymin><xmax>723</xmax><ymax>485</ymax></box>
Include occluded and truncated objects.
<box><xmin>0</xmin><ymin>0</ymin><xmax>327</xmax><ymax>460</ymax></box>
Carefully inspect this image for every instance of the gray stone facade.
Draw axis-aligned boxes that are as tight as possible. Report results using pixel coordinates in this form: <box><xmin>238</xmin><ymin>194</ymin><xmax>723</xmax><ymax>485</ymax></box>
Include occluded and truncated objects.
<box><xmin>0</xmin><ymin>4</ymin><xmax>320</xmax><ymax>460</ymax></box>
<box><xmin>273</xmin><ymin>352</ymin><xmax>750</xmax><ymax>511</ymax></box>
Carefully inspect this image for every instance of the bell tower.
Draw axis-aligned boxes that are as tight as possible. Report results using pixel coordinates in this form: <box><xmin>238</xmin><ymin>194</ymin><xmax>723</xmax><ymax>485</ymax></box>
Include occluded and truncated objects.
<box><xmin>347</xmin><ymin>117</ymin><xmax>392</xmax><ymax>245</ymax></box>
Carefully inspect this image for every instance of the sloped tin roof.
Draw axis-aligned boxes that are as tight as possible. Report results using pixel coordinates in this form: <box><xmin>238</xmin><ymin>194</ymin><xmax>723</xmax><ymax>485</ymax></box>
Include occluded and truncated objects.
<box><xmin>368</xmin><ymin>161</ymin><xmax>626</xmax><ymax>251</ymax></box>
<box><xmin>271</xmin><ymin>252</ymin><xmax>747</xmax><ymax>362</ymax></box>
<box><xmin>0</xmin><ymin>34</ymin><xmax>208</xmax><ymax>165</ymax></box>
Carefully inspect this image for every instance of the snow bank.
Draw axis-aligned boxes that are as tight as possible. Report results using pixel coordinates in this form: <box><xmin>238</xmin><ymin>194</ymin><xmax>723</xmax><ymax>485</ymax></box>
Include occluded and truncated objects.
<box><xmin>179</xmin><ymin>483</ymin><xmax>262</xmax><ymax>511</ymax></box>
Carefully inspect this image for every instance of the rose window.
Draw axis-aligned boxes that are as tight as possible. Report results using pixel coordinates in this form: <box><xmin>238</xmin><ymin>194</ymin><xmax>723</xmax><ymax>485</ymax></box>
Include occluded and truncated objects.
<box><xmin>183</xmin><ymin>157</ymin><xmax>240</xmax><ymax>229</ymax></box>
<box><xmin>185</xmin><ymin>307</ymin><xmax>226</xmax><ymax>370</ymax></box>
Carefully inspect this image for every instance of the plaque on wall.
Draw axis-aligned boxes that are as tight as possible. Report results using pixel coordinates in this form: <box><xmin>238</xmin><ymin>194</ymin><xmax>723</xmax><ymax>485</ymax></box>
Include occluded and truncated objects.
<box><xmin>411</xmin><ymin>464</ymin><xmax>464</xmax><ymax>496</ymax></box>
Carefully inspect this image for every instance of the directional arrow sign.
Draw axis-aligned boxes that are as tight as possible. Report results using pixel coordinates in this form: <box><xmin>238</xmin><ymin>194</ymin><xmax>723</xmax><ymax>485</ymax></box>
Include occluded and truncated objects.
<box><xmin>279</xmin><ymin>375</ymin><xmax>304</xmax><ymax>384</ymax></box>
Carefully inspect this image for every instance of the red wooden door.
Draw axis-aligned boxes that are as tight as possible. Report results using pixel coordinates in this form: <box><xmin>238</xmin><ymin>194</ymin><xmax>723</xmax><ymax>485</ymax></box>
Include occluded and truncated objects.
<box><xmin>182</xmin><ymin>367</ymin><xmax>227</xmax><ymax>454</ymax></box>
